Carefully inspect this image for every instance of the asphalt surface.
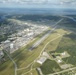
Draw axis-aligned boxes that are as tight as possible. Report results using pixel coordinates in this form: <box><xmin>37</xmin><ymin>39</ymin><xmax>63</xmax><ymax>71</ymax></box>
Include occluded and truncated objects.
<box><xmin>30</xmin><ymin>19</ymin><xmax>63</xmax><ymax>50</ymax></box>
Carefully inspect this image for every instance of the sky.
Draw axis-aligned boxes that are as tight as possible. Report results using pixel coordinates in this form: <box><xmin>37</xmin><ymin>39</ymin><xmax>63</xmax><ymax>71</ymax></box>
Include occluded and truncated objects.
<box><xmin>0</xmin><ymin>0</ymin><xmax>76</xmax><ymax>9</ymax></box>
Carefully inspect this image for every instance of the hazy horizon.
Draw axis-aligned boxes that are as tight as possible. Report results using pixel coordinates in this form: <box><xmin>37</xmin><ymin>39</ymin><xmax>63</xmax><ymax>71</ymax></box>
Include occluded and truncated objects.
<box><xmin>0</xmin><ymin>0</ymin><xmax>76</xmax><ymax>9</ymax></box>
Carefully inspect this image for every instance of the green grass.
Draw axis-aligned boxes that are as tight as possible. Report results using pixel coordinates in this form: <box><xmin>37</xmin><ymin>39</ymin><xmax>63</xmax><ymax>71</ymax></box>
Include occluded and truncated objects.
<box><xmin>17</xmin><ymin>33</ymin><xmax>59</xmax><ymax>75</ymax></box>
<box><xmin>0</xmin><ymin>59</ymin><xmax>14</xmax><ymax>75</ymax></box>
<box><xmin>55</xmin><ymin>33</ymin><xmax>76</xmax><ymax>66</ymax></box>
<box><xmin>0</xmin><ymin>27</ymin><xmax>72</xmax><ymax>75</ymax></box>
<box><xmin>45</xmin><ymin>36</ymin><xmax>62</xmax><ymax>52</ymax></box>
<box><xmin>32</xmin><ymin>62</ymin><xmax>41</xmax><ymax>69</ymax></box>
<box><xmin>11</xmin><ymin>28</ymin><xmax>50</xmax><ymax>58</ymax></box>
<box><xmin>16</xmin><ymin>33</ymin><xmax>58</xmax><ymax>68</ymax></box>
<box><xmin>40</xmin><ymin>59</ymin><xmax>61</xmax><ymax>75</ymax></box>
<box><xmin>0</xmin><ymin>29</ymin><xmax>50</xmax><ymax>75</ymax></box>
<box><xmin>0</xmin><ymin>48</ymin><xmax>2</xmax><ymax>51</ymax></box>
<box><xmin>22</xmin><ymin>69</ymin><xmax>38</xmax><ymax>75</ymax></box>
<box><xmin>0</xmin><ymin>29</ymin><xmax>56</xmax><ymax>75</ymax></box>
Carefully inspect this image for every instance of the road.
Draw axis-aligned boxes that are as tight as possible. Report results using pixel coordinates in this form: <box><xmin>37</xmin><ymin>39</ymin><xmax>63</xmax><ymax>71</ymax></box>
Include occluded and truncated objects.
<box><xmin>48</xmin><ymin>66</ymin><xmax>76</xmax><ymax>75</ymax></box>
<box><xmin>22</xmin><ymin>34</ymin><xmax>63</xmax><ymax>75</ymax></box>
<box><xmin>19</xmin><ymin>16</ymin><xmax>76</xmax><ymax>75</ymax></box>
<box><xmin>17</xmin><ymin>18</ymin><xmax>63</xmax><ymax>71</ymax></box>
<box><xmin>47</xmin><ymin>15</ymin><xmax>76</xmax><ymax>75</ymax></box>
<box><xmin>4</xmin><ymin>50</ymin><xmax>17</xmax><ymax>75</ymax></box>
<box><xmin>30</xmin><ymin>19</ymin><xmax>63</xmax><ymax>50</ymax></box>
<box><xmin>14</xmin><ymin>18</ymin><xmax>64</xmax><ymax>75</ymax></box>
<box><xmin>60</xmin><ymin>15</ymin><xmax>76</xmax><ymax>22</ymax></box>
<box><xmin>21</xmin><ymin>18</ymin><xmax>64</xmax><ymax>75</ymax></box>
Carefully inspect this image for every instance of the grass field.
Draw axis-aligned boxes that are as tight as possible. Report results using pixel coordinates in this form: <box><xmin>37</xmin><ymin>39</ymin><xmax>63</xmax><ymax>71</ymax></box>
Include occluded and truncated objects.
<box><xmin>35</xmin><ymin>26</ymin><xmax>76</xmax><ymax>75</ymax></box>
<box><xmin>55</xmin><ymin>33</ymin><xmax>76</xmax><ymax>66</ymax></box>
<box><xmin>45</xmin><ymin>36</ymin><xmax>62</xmax><ymax>52</ymax></box>
<box><xmin>0</xmin><ymin>29</ymin><xmax>50</xmax><ymax>75</ymax></box>
<box><xmin>26</xmin><ymin>29</ymin><xmax>69</xmax><ymax>75</ymax></box>
<box><xmin>0</xmin><ymin>59</ymin><xmax>14</xmax><ymax>75</ymax></box>
<box><xmin>0</xmin><ymin>28</ymin><xmax>59</xmax><ymax>75</ymax></box>
<box><xmin>0</xmin><ymin>24</ymin><xmax>76</xmax><ymax>75</ymax></box>
<box><xmin>17</xmin><ymin>32</ymin><xmax>60</xmax><ymax>75</ymax></box>
<box><xmin>40</xmin><ymin>59</ymin><xmax>61</xmax><ymax>75</ymax></box>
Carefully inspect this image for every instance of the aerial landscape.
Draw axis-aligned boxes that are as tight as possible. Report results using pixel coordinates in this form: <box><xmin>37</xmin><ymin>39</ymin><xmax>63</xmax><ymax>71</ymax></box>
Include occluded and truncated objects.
<box><xmin>0</xmin><ymin>0</ymin><xmax>76</xmax><ymax>75</ymax></box>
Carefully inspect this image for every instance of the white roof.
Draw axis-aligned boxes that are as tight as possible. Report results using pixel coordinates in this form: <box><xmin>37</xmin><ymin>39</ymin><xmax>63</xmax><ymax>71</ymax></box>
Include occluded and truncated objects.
<box><xmin>57</xmin><ymin>60</ymin><xmax>62</xmax><ymax>63</ymax></box>
<box><xmin>37</xmin><ymin>57</ymin><xmax>47</xmax><ymax>64</ymax></box>
<box><xmin>61</xmin><ymin>52</ymin><xmax>66</xmax><ymax>56</ymax></box>
<box><xmin>42</xmin><ymin>52</ymin><xmax>50</xmax><ymax>58</ymax></box>
<box><xmin>4</xmin><ymin>40</ymin><xmax>10</xmax><ymax>43</ymax></box>
<box><xmin>10</xmin><ymin>43</ymin><xmax>14</xmax><ymax>49</ymax></box>
<box><xmin>0</xmin><ymin>50</ymin><xmax>4</xmax><ymax>56</ymax></box>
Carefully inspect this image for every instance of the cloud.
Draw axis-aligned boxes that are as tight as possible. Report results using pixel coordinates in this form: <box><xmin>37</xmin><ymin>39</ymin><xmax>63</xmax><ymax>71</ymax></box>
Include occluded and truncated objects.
<box><xmin>0</xmin><ymin>0</ymin><xmax>47</xmax><ymax>4</ymax></box>
<box><xmin>60</xmin><ymin>0</ymin><xmax>76</xmax><ymax>4</ymax></box>
<box><xmin>0</xmin><ymin>0</ymin><xmax>76</xmax><ymax>9</ymax></box>
<box><xmin>0</xmin><ymin>0</ymin><xmax>76</xmax><ymax>5</ymax></box>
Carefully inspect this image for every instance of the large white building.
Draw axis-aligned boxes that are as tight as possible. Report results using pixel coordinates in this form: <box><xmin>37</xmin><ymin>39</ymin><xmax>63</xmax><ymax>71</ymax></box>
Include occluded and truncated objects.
<box><xmin>37</xmin><ymin>57</ymin><xmax>47</xmax><ymax>65</ymax></box>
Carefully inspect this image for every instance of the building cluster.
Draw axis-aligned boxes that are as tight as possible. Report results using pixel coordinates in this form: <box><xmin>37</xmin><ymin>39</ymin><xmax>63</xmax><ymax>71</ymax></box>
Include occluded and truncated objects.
<box><xmin>51</xmin><ymin>51</ymin><xmax>72</xmax><ymax>69</ymax></box>
<box><xmin>0</xmin><ymin>19</ymin><xmax>48</xmax><ymax>61</ymax></box>
<box><xmin>37</xmin><ymin>52</ymin><xmax>50</xmax><ymax>65</ymax></box>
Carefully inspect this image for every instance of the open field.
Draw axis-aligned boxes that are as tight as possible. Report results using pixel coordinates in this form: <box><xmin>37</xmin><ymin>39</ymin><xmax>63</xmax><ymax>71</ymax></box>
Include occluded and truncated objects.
<box><xmin>44</xmin><ymin>28</ymin><xmax>69</xmax><ymax>52</ymax></box>
<box><xmin>34</xmin><ymin>18</ymin><xmax>76</xmax><ymax>75</ymax></box>
<box><xmin>0</xmin><ymin>26</ymin><xmax>66</xmax><ymax>75</ymax></box>
<box><xmin>39</xmin><ymin>32</ymin><xmax>76</xmax><ymax>75</ymax></box>
<box><xmin>56</xmin><ymin>33</ymin><xmax>76</xmax><ymax>66</ymax></box>
<box><xmin>0</xmin><ymin>15</ymin><xmax>76</xmax><ymax>75</ymax></box>
<box><xmin>40</xmin><ymin>59</ymin><xmax>61</xmax><ymax>75</ymax></box>
<box><xmin>17</xmin><ymin>32</ymin><xmax>60</xmax><ymax>75</ymax></box>
<box><xmin>20</xmin><ymin>28</ymin><xmax>70</xmax><ymax>75</ymax></box>
<box><xmin>0</xmin><ymin>27</ymin><xmax>73</xmax><ymax>75</ymax></box>
<box><xmin>0</xmin><ymin>59</ymin><xmax>14</xmax><ymax>75</ymax></box>
<box><xmin>0</xmin><ymin>27</ymin><xmax>59</xmax><ymax>75</ymax></box>
<box><xmin>0</xmin><ymin>28</ymin><xmax>51</xmax><ymax>75</ymax></box>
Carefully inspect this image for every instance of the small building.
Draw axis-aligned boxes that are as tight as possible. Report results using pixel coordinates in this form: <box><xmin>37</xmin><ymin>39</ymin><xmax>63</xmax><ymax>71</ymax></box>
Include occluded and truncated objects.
<box><xmin>42</xmin><ymin>52</ymin><xmax>50</xmax><ymax>58</ymax></box>
<box><xmin>56</xmin><ymin>56</ymin><xmax>62</xmax><ymax>63</ymax></box>
<box><xmin>37</xmin><ymin>57</ymin><xmax>47</xmax><ymax>65</ymax></box>
<box><xmin>61</xmin><ymin>51</ymin><xmax>70</xmax><ymax>58</ymax></box>
<box><xmin>57</xmin><ymin>59</ymin><xmax>62</xmax><ymax>63</ymax></box>
<box><xmin>4</xmin><ymin>40</ymin><xmax>10</xmax><ymax>43</ymax></box>
<box><xmin>0</xmin><ymin>50</ymin><xmax>4</xmax><ymax>60</ymax></box>
<box><xmin>61</xmin><ymin>52</ymin><xmax>66</xmax><ymax>56</ymax></box>
<box><xmin>10</xmin><ymin>43</ymin><xmax>14</xmax><ymax>49</ymax></box>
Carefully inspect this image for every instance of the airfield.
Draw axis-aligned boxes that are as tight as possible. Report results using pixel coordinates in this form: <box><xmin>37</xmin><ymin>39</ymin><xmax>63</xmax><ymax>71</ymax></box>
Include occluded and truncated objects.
<box><xmin>0</xmin><ymin>15</ymin><xmax>76</xmax><ymax>75</ymax></box>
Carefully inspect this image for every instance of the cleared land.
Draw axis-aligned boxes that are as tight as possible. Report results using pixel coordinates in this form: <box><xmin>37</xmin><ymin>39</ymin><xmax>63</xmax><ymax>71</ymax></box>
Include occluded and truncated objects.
<box><xmin>40</xmin><ymin>59</ymin><xmax>61</xmax><ymax>75</ymax></box>
<box><xmin>0</xmin><ymin>15</ymin><xmax>76</xmax><ymax>75</ymax></box>
<box><xmin>0</xmin><ymin>27</ymin><xmax>65</xmax><ymax>75</ymax></box>
<box><xmin>0</xmin><ymin>29</ymin><xmax>50</xmax><ymax>75</ymax></box>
